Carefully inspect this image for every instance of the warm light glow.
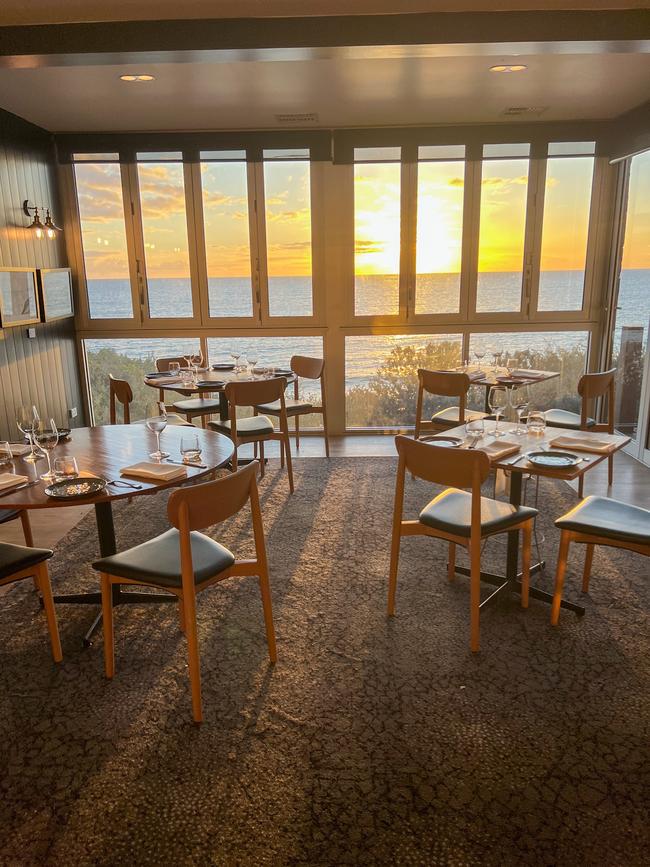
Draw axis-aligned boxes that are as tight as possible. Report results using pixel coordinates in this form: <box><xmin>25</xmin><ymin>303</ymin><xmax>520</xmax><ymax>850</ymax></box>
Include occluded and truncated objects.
<box><xmin>489</xmin><ymin>65</ymin><xmax>528</xmax><ymax>73</ymax></box>
<box><xmin>119</xmin><ymin>74</ymin><xmax>155</xmax><ymax>82</ymax></box>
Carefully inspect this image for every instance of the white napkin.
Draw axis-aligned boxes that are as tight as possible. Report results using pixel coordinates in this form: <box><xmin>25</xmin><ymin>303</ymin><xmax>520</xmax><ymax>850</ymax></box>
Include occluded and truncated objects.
<box><xmin>120</xmin><ymin>462</ymin><xmax>187</xmax><ymax>481</ymax></box>
<box><xmin>479</xmin><ymin>440</ymin><xmax>520</xmax><ymax>460</ymax></box>
<box><xmin>549</xmin><ymin>435</ymin><xmax>615</xmax><ymax>454</ymax></box>
<box><xmin>8</xmin><ymin>443</ymin><xmax>31</xmax><ymax>456</ymax></box>
<box><xmin>0</xmin><ymin>472</ymin><xmax>29</xmax><ymax>491</ymax></box>
<box><xmin>147</xmin><ymin>375</ymin><xmax>184</xmax><ymax>386</ymax></box>
<box><xmin>512</xmin><ymin>369</ymin><xmax>547</xmax><ymax>379</ymax></box>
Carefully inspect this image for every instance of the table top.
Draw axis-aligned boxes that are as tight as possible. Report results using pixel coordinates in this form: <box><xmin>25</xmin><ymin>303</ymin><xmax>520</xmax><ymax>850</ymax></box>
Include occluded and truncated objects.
<box><xmin>0</xmin><ymin>425</ymin><xmax>234</xmax><ymax>510</ymax></box>
<box><xmin>146</xmin><ymin>368</ymin><xmax>297</xmax><ymax>396</ymax></box>
<box><xmin>461</xmin><ymin>367</ymin><xmax>560</xmax><ymax>388</ymax></box>
<box><xmin>444</xmin><ymin>422</ymin><xmax>630</xmax><ymax>481</ymax></box>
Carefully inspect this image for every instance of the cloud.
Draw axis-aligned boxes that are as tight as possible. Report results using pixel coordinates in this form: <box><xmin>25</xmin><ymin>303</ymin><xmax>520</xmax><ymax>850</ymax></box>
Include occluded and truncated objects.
<box><xmin>267</xmin><ymin>209</ymin><xmax>310</xmax><ymax>224</ymax></box>
<box><xmin>481</xmin><ymin>175</ymin><xmax>528</xmax><ymax>188</ymax></box>
<box><xmin>448</xmin><ymin>177</ymin><xmax>464</xmax><ymax>187</ymax></box>
<box><xmin>355</xmin><ymin>240</ymin><xmax>385</xmax><ymax>255</ymax></box>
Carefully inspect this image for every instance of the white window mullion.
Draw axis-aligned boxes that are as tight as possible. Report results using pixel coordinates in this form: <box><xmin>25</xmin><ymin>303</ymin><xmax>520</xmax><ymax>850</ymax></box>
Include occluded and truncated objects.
<box><xmin>122</xmin><ymin>161</ymin><xmax>146</xmax><ymax>326</ymax></box>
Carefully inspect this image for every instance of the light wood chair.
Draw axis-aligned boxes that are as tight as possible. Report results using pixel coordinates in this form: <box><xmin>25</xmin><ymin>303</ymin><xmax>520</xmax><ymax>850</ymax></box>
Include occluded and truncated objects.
<box><xmin>414</xmin><ymin>369</ymin><xmax>488</xmax><ymax>440</ymax></box>
<box><xmin>108</xmin><ymin>375</ymin><xmax>193</xmax><ymax>427</ymax></box>
<box><xmin>155</xmin><ymin>354</ymin><xmax>202</xmax><ymax>404</ymax></box>
<box><xmin>93</xmin><ymin>462</ymin><xmax>276</xmax><ymax>723</ymax></box>
<box><xmin>255</xmin><ymin>355</ymin><xmax>330</xmax><ymax>457</ymax></box>
<box><xmin>209</xmin><ymin>378</ymin><xmax>294</xmax><ymax>493</ymax></box>
<box><xmin>0</xmin><ymin>542</ymin><xmax>62</xmax><ymax>662</ymax></box>
<box><xmin>388</xmin><ymin>435</ymin><xmax>537</xmax><ymax>652</ymax></box>
<box><xmin>0</xmin><ymin>508</ymin><xmax>36</xmax><ymax>588</ymax></box>
<box><xmin>545</xmin><ymin>368</ymin><xmax>616</xmax><ymax>498</ymax></box>
<box><xmin>550</xmin><ymin>495</ymin><xmax>650</xmax><ymax>625</ymax></box>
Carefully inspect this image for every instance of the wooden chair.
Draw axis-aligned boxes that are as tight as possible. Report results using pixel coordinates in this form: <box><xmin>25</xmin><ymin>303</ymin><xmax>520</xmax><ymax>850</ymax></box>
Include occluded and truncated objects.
<box><xmin>550</xmin><ymin>495</ymin><xmax>650</xmax><ymax>626</ymax></box>
<box><xmin>255</xmin><ymin>355</ymin><xmax>330</xmax><ymax>457</ymax></box>
<box><xmin>155</xmin><ymin>354</ymin><xmax>202</xmax><ymax>404</ymax></box>
<box><xmin>0</xmin><ymin>508</ymin><xmax>36</xmax><ymax>588</ymax></box>
<box><xmin>414</xmin><ymin>369</ymin><xmax>488</xmax><ymax>440</ymax></box>
<box><xmin>0</xmin><ymin>542</ymin><xmax>62</xmax><ymax>662</ymax></box>
<box><xmin>209</xmin><ymin>378</ymin><xmax>294</xmax><ymax>493</ymax></box>
<box><xmin>388</xmin><ymin>435</ymin><xmax>537</xmax><ymax>652</ymax></box>
<box><xmin>93</xmin><ymin>462</ymin><xmax>276</xmax><ymax>723</ymax></box>
<box><xmin>108</xmin><ymin>375</ymin><xmax>193</xmax><ymax>427</ymax></box>
<box><xmin>545</xmin><ymin>368</ymin><xmax>616</xmax><ymax>498</ymax></box>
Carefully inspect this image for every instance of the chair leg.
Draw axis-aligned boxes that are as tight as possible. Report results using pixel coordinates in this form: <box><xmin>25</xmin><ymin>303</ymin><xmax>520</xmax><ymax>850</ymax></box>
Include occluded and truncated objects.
<box><xmin>582</xmin><ymin>543</ymin><xmax>595</xmax><ymax>593</ymax></box>
<box><xmin>20</xmin><ymin>510</ymin><xmax>34</xmax><ymax>546</ymax></box>
<box><xmin>280</xmin><ymin>437</ymin><xmax>285</xmax><ymax>468</ymax></box>
<box><xmin>231</xmin><ymin>443</ymin><xmax>238</xmax><ymax>473</ymax></box>
<box><xmin>521</xmin><ymin>523</ymin><xmax>532</xmax><ymax>609</ymax></box>
<box><xmin>387</xmin><ymin>528</ymin><xmax>401</xmax><ymax>616</ymax></box>
<box><xmin>100</xmin><ymin>573</ymin><xmax>115</xmax><ymax>677</ymax></box>
<box><xmin>183</xmin><ymin>593</ymin><xmax>203</xmax><ymax>724</ymax></box>
<box><xmin>470</xmin><ymin>546</ymin><xmax>480</xmax><ymax>653</ymax></box>
<box><xmin>608</xmin><ymin>454</ymin><xmax>614</xmax><ymax>487</ymax></box>
<box><xmin>253</xmin><ymin>441</ymin><xmax>258</xmax><ymax>460</ymax></box>
<box><xmin>259</xmin><ymin>441</ymin><xmax>265</xmax><ymax>477</ymax></box>
<box><xmin>322</xmin><ymin>409</ymin><xmax>330</xmax><ymax>458</ymax></box>
<box><xmin>447</xmin><ymin>542</ymin><xmax>456</xmax><ymax>581</ymax></box>
<box><xmin>283</xmin><ymin>432</ymin><xmax>294</xmax><ymax>494</ymax></box>
<box><xmin>295</xmin><ymin>415</ymin><xmax>300</xmax><ymax>449</ymax></box>
<box><xmin>178</xmin><ymin>597</ymin><xmax>186</xmax><ymax>633</ymax></box>
<box><xmin>551</xmin><ymin>532</ymin><xmax>571</xmax><ymax>626</ymax></box>
<box><xmin>578</xmin><ymin>473</ymin><xmax>584</xmax><ymax>499</ymax></box>
<box><xmin>36</xmin><ymin>563</ymin><xmax>62</xmax><ymax>663</ymax></box>
<box><xmin>259</xmin><ymin>571</ymin><xmax>277</xmax><ymax>663</ymax></box>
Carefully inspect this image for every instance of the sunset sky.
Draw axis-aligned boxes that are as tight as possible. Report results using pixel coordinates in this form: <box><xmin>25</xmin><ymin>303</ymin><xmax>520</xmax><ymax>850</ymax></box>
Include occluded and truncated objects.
<box><xmin>75</xmin><ymin>152</ymin><xmax>648</xmax><ymax>284</ymax></box>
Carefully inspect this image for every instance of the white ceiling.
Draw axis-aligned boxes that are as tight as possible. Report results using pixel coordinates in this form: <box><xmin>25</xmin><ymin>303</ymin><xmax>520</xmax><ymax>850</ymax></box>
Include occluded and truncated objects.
<box><xmin>0</xmin><ymin>50</ymin><xmax>648</xmax><ymax>132</ymax></box>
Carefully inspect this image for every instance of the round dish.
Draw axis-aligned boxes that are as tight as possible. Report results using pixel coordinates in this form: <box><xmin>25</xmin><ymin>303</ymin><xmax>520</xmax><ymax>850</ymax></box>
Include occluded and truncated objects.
<box><xmin>196</xmin><ymin>380</ymin><xmax>224</xmax><ymax>388</ymax></box>
<box><xmin>44</xmin><ymin>476</ymin><xmax>107</xmax><ymax>499</ymax></box>
<box><xmin>527</xmin><ymin>450</ymin><xmax>580</xmax><ymax>468</ymax></box>
<box><xmin>422</xmin><ymin>435</ymin><xmax>463</xmax><ymax>448</ymax></box>
<box><xmin>212</xmin><ymin>363</ymin><xmax>235</xmax><ymax>371</ymax></box>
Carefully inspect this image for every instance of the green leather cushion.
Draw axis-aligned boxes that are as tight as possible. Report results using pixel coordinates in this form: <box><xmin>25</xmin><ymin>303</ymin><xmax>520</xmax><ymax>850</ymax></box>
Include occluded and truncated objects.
<box><xmin>0</xmin><ymin>509</ymin><xmax>20</xmax><ymax>525</ymax></box>
<box><xmin>209</xmin><ymin>416</ymin><xmax>275</xmax><ymax>437</ymax></box>
<box><xmin>92</xmin><ymin>528</ymin><xmax>235</xmax><ymax>587</ymax></box>
<box><xmin>544</xmin><ymin>408</ymin><xmax>596</xmax><ymax>429</ymax></box>
<box><xmin>0</xmin><ymin>542</ymin><xmax>52</xmax><ymax>583</ymax></box>
<box><xmin>172</xmin><ymin>398</ymin><xmax>222</xmax><ymax>412</ymax></box>
<box><xmin>419</xmin><ymin>489</ymin><xmax>537</xmax><ymax>538</ymax></box>
<box><xmin>556</xmin><ymin>495</ymin><xmax>650</xmax><ymax>546</ymax></box>
<box><xmin>431</xmin><ymin>406</ymin><xmax>489</xmax><ymax>424</ymax></box>
<box><xmin>255</xmin><ymin>398</ymin><xmax>312</xmax><ymax>415</ymax></box>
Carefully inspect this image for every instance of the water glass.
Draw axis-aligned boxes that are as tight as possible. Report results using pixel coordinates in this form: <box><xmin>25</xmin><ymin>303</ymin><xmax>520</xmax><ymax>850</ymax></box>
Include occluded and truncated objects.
<box><xmin>180</xmin><ymin>368</ymin><xmax>194</xmax><ymax>387</ymax></box>
<box><xmin>54</xmin><ymin>456</ymin><xmax>79</xmax><ymax>480</ymax></box>
<box><xmin>180</xmin><ymin>434</ymin><xmax>202</xmax><ymax>464</ymax></box>
<box><xmin>465</xmin><ymin>418</ymin><xmax>485</xmax><ymax>446</ymax></box>
<box><xmin>169</xmin><ymin>361</ymin><xmax>181</xmax><ymax>375</ymax></box>
<box><xmin>0</xmin><ymin>441</ymin><xmax>12</xmax><ymax>466</ymax></box>
<box><xmin>34</xmin><ymin>418</ymin><xmax>59</xmax><ymax>481</ymax></box>
<box><xmin>512</xmin><ymin>387</ymin><xmax>529</xmax><ymax>435</ymax></box>
<box><xmin>145</xmin><ymin>402</ymin><xmax>169</xmax><ymax>460</ymax></box>
<box><xmin>488</xmin><ymin>387</ymin><xmax>508</xmax><ymax>438</ymax></box>
<box><xmin>527</xmin><ymin>410</ymin><xmax>547</xmax><ymax>435</ymax></box>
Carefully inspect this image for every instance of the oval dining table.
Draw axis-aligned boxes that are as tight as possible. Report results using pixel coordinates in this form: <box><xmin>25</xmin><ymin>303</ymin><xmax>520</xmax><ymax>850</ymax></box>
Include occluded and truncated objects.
<box><xmin>0</xmin><ymin>425</ymin><xmax>234</xmax><ymax>645</ymax></box>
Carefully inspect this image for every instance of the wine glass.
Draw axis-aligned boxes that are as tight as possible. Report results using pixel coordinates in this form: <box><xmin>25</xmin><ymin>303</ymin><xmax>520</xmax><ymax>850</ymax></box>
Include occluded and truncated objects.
<box><xmin>488</xmin><ymin>387</ymin><xmax>508</xmax><ymax>438</ymax></box>
<box><xmin>473</xmin><ymin>347</ymin><xmax>486</xmax><ymax>372</ymax></box>
<box><xmin>493</xmin><ymin>348</ymin><xmax>504</xmax><ymax>369</ymax></box>
<box><xmin>16</xmin><ymin>405</ymin><xmax>40</xmax><ymax>463</ymax></box>
<box><xmin>465</xmin><ymin>418</ymin><xmax>485</xmax><ymax>447</ymax></box>
<box><xmin>145</xmin><ymin>402</ymin><xmax>169</xmax><ymax>460</ymax></box>
<box><xmin>180</xmin><ymin>434</ymin><xmax>202</xmax><ymax>464</ymax></box>
<box><xmin>230</xmin><ymin>350</ymin><xmax>241</xmax><ymax>371</ymax></box>
<box><xmin>247</xmin><ymin>353</ymin><xmax>258</xmax><ymax>377</ymax></box>
<box><xmin>0</xmin><ymin>441</ymin><xmax>12</xmax><ymax>467</ymax></box>
<box><xmin>169</xmin><ymin>361</ymin><xmax>180</xmax><ymax>376</ymax></box>
<box><xmin>512</xmin><ymin>386</ymin><xmax>530</xmax><ymax>435</ymax></box>
<box><xmin>33</xmin><ymin>418</ymin><xmax>59</xmax><ymax>481</ymax></box>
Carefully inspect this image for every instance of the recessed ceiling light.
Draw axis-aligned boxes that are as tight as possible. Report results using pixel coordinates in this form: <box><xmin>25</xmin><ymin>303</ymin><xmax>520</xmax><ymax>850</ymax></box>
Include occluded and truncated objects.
<box><xmin>119</xmin><ymin>74</ymin><xmax>155</xmax><ymax>82</ymax></box>
<box><xmin>489</xmin><ymin>65</ymin><xmax>528</xmax><ymax>73</ymax></box>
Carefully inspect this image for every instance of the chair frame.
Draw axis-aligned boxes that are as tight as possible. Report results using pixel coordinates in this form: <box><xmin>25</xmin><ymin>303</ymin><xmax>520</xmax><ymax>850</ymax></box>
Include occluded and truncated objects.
<box><xmin>388</xmin><ymin>435</ymin><xmax>534</xmax><ymax>652</ymax></box>
<box><xmin>155</xmin><ymin>354</ymin><xmax>202</xmax><ymax>405</ymax></box>
<box><xmin>99</xmin><ymin>462</ymin><xmax>276</xmax><ymax>723</ymax></box>
<box><xmin>0</xmin><ymin>558</ymin><xmax>62</xmax><ymax>662</ymax></box>
<box><xmin>109</xmin><ymin>374</ymin><xmax>133</xmax><ymax>424</ymax></box>
<box><xmin>221</xmin><ymin>378</ymin><xmax>294</xmax><ymax>493</ymax></box>
<box><xmin>414</xmin><ymin>369</ymin><xmax>474</xmax><ymax>440</ymax></box>
<box><xmin>551</xmin><ymin>526</ymin><xmax>649</xmax><ymax>626</ymax></box>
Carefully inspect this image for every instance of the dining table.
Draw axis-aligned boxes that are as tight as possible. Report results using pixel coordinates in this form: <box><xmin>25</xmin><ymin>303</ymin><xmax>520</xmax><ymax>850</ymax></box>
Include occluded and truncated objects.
<box><xmin>0</xmin><ymin>425</ymin><xmax>234</xmax><ymax>645</ymax></box>
<box><xmin>439</xmin><ymin>421</ymin><xmax>631</xmax><ymax>616</ymax></box>
<box><xmin>458</xmin><ymin>366</ymin><xmax>560</xmax><ymax>412</ymax></box>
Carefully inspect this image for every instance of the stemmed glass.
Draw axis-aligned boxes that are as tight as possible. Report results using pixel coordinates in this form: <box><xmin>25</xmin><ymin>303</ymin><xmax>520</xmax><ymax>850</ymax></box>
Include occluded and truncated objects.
<box><xmin>169</xmin><ymin>361</ymin><xmax>181</xmax><ymax>376</ymax></box>
<box><xmin>512</xmin><ymin>386</ymin><xmax>530</xmax><ymax>435</ymax></box>
<box><xmin>145</xmin><ymin>402</ymin><xmax>169</xmax><ymax>460</ymax></box>
<box><xmin>16</xmin><ymin>405</ymin><xmax>40</xmax><ymax>463</ymax></box>
<box><xmin>247</xmin><ymin>353</ymin><xmax>258</xmax><ymax>377</ymax></box>
<box><xmin>488</xmin><ymin>387</ymin><xmax>508</xmax><ymax>438</ymax></box>
<box><xmin>473</xmin><ymin>347</ymin><xmax>486</xmax><ymax>372</ymax></box>
<box><xmin>230</xmin><ymin>350</ymin><xmax>241</xmax><ymax>371</ymax></box>
<box><xmin>33</xmin><ymin>418</ymin><xmax>59</xmax><ymax>481</ymax></box>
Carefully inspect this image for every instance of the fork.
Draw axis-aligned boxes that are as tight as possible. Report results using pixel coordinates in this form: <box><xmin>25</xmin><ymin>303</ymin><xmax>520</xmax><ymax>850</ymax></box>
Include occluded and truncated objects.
<box><xmin>107</xmin><ymin>479</ymin><xmax>143</xmax><ymax>490</ymax></box>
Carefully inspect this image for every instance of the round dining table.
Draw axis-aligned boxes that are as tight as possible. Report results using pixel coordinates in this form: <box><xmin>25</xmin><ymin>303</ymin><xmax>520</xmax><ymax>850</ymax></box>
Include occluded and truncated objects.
<box><xmin>0</xmin><ymin>425</ymin><xmax>234</xmax><ymax>644</ymax></box>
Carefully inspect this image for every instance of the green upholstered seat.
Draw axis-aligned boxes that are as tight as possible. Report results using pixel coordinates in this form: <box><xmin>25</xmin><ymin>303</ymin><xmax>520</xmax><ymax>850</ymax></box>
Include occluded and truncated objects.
<box><xmin>255</xmin><ymin>398</ymin><xmax>312</xmax><ymax>416</ymax></box>
<box><xmin>0</xmin><ymin>542</ymin><xmax>52</xmax><ymax>584</ymax></box>
<box><xmin>431</xmin><ymin>406</ymin><xmax>488</xmax><ymax>426</ymax></box>
<box><xmin>419</xmin><ymin>489</ymin><xmax>537</xmax><ymax>538</ymax></box>
<box><xmin>172</xmin><ymin>397</ymin><xmax>221</xmax><ymax>413</ymax></box>
<box><xmin>544</xmin><ymin>408</ymin><xmax>596</xmax><ymax>430</ymax></box>
<box><xmin>555</xmin><ymin>495</ymin><xmax>650</xmax><ymax>546</ymax></box>
<box><xmin>208</xmin><ymin>416</ymin><xmax>275</xmax><ymax>438</ymax></box>
<box><xmin>93</xmin><ymin>528</ymin><xmax>234</xmax><ymax>587</ymax></box>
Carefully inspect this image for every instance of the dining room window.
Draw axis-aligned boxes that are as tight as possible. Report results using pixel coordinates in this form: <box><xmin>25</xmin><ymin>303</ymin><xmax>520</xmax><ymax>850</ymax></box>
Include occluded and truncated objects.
<box><xmin>73</xmin><ymin>155</ymin><xmax>134</xmax><ymax>319</ymax></box>
<box><xmin>136</xmin><ymin>152</ymin><xmax>194</xmax><ymax>318</ymax></box>
<box><xmin>263</xmin><ymin>149</ymin><xmax>313</xmax><ymax>317</ymax></box>
<box><xmin>476</xmin><ymin>144</ymin><xmax>530</xmax><ymax>314</ymax></box>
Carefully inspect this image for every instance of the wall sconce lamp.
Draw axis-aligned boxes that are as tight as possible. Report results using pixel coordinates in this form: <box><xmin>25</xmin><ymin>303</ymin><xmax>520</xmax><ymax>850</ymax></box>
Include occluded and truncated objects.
<box><xmin>23</xmin><ymin>200</ymin><xmax>63</xmax><ymax>240</ymax></box>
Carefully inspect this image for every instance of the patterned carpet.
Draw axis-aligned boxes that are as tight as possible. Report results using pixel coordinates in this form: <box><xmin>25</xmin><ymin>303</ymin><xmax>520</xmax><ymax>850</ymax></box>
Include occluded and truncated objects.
<box><xmin>0</xmin><ymin>457</ymin><xmax>648</xmax><ymax>866</ymax></box>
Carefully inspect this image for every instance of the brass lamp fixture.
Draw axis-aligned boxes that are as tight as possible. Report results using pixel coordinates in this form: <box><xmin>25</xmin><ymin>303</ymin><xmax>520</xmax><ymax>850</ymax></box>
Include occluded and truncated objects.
<box><xmin>23</xmin><ymin>200</ymin><xmax>62</xmax><ymax>240</ymax></box>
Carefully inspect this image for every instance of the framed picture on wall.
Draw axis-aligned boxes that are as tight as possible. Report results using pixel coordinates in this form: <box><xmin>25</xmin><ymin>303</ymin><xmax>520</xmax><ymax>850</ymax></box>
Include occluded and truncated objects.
<box><xmin>0</xmin><ymin>267</ymin><xmax>40</xmax><ymax>328</ymax></box>
<box><xmin>37</xmin><ymin>267</ymin><xmax>74</xmax><ymax>321</ymax></box>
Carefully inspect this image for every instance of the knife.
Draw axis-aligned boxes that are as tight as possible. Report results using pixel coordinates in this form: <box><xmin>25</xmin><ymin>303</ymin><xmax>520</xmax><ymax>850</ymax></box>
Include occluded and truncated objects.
<box><xmin>0</xmin><ymin>479</ymin><xmax>40</xmax><ymax>498</ymax></box>
<box><xmin>504</xmin><ymin>452</ymin><xmax>531</xmax><ymax>467</ymax></box>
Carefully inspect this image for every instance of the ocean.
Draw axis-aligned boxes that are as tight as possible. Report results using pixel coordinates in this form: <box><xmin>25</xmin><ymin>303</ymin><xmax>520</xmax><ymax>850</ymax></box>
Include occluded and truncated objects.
<box><xmin>85</xmin><ymin>269</ymin><xmax>649</xmax><ymax>388</ymax></box>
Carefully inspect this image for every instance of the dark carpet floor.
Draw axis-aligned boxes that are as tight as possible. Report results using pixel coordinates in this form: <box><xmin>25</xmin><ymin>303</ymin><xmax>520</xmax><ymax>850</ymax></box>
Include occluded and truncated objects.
<box><xmin>0</xmin><ymin>458</ymin><xmax>648</xmax><ymax>866</ymax></box>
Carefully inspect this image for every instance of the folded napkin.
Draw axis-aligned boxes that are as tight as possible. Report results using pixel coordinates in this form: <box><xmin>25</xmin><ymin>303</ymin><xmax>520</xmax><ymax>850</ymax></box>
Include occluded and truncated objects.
<box><xmin>512</xmin><ymin>369</ymin><xmax>547</xmax><ymax>379</ymax></box>
<box><xmin>479</xmin><ymin>440</ymin><xmax>520</xmax><ymax>461</ymax></box>
<box><xmin>146</xmin><ymin>375</ymin><xmax>184</xmax><ymax>386</ymax></box>
<box><xmin>549</xmin><ymin>435</ymin><xmax>615</xmax><ymax>454</ymax></box>
<box><xmin>9</xmin><ymin>443</ymin><xmax>31</xmax><ymax>456</ymax></box>
<box><xmin>0</xmin><ymin>472</ymin><xmax>29</xmax><ymax>491</ymax></box>
<box><xmin>448</xmin><ymin>368</ymin><xmax>484</xmax><ymax>381</ymax></box>
<box><xmin>120</xmin><ymin>462</ymin><xmax>187</xmax><ymax>482</ymax></box>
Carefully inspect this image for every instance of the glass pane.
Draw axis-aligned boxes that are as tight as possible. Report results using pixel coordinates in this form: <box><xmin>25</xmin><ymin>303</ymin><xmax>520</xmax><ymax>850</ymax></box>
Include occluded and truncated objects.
<box><xmin>200</xmin><ymin>160</ymin><xmax>253</xmax><ymax>318</ymax></box>
<box><xmin>538</xmin><ymin>156</ymin><xmax>594</xmax><ymax>311</ymax></box>
<box><xmin>345</xmin><ymin>334</ymin><xmax>463</xmax><ymax>428</ymax></box>
<box><xmin>548</xmin><ymin>142</ymin><xmax>595</xmax><ymax>156</ymax></box>
<box><xmin>415</xmin><ymin>161</ymin><xmax>464</xmax><ymax>314</ymax></box>
<box><xmin>73</xmin><ymin>153</ymin><xmax>119</xmax><ymax>162</ymax></box>
<box><xmin>137</xmin><ymin>152</ymin><xmax>184</xmax><ymax>161</ymax></box>
<box><xmin>418</xmin><ymin>145</ymin><xmax>465</xmax><ymax>161</ymax></box>
<box><xmin>74</xmin><ymin>162</ymin><xmax>133</xmax><ymax>319</ymax></box>
<box><xmin>137</xmin><ymin>161</ymin><xmax>193</xmax><ymax>318</ymax></box>
<box><xmin>476</xmin><ymin>158</ymin><xmax>529</xmax><ymax>313</ymax></box>
<box><xmin>468</xmin><ymin>331</ymin><xmax>589</xmax><ymax>412</ymax></box>
<box><xmin>264</xmin><ymin>159</ymin><xmax>313</xmax><ymax>317</ymax></box>
<box><xmin>264</xmin><ymin>148</ymin><xmax>310</xmax><ymax>160</ymax></box>
<box><xmin>84</xmin><ymin>337</ymin><xmax>201</xmax><ymax>424</ymax></box>
<box><xmin>354</xmin><ymin>162</ymin><xmax>401</xmax><ymax>316</ymax></box>
<box><xmin>207</xmin><ymin>336</ymin><xmax>324</xmax><ymax>426</ymax></box>
<box><xmin>354</xmin><ymin>147</ymin><xmax>401</xmax><ymax>162</ymax></box>
<box><xmin>614</xmin><ymin>150</ymin><xmax>650</xmax><ymax>441</ymax></box>
<box><xmin>483</xmin><ymin>143</ymin><xmax>530</xmax><ymax>159</ymax></box>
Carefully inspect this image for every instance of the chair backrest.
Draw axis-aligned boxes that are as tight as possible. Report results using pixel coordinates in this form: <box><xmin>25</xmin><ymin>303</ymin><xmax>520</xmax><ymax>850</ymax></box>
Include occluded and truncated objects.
<box><xmin>156</xmin><ymin>354</ymin><xmax>201</xmax><ymax>372</ymax></box>
<box><xmin>291</xmin><ymin>355</ymin><xmax>324</xmax><ymax>380</ymax></box>
<box><xmin>395</xmin><ymin>434</ymin><xmax>490</xmax><ymax>490</ymax></box>
<box><xmin>578</xmin><ymin>368</ymin><xmax>616</xmax><ymax>429</ymax></box>
<box><xmin>109</xmin><ymin>375</ymin><xmax>133</xmax><ymax>424</ymax></box>
<box><xmin>168</xmin><ymin>462</ymin><xmax>258</xmax><ymax>531</ymax></box>
<box><xmin>418</xmin><ymin>369</ymin><xmax>470</xmax><ymax>399</ymax></box>
<box><xmin>224</xmin><ymin>377</ymin><xmax>287</xmax><ymax>409</ymax></box>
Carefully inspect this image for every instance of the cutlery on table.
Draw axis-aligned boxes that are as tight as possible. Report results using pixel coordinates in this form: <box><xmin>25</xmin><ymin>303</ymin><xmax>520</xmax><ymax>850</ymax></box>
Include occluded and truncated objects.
<box><xmin>166</xmin><ymin>459</ymin><xmax>208</xmax><ymax>469</ymax></box>
<box><xmin>0</xmin><ymin>479</ymin><xmax>40</xmax><ymax>497</ymax></box>
<box><xmin>107</xmin><ymin>479</ymin><xmax>143</xmax><ymax>490</ymax></box>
